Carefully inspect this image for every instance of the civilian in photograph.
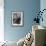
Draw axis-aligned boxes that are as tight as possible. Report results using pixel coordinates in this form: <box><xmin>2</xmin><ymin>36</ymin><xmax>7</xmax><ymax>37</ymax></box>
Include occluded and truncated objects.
<box><xmin>13</xmin><ymin>13</ymin><xmax>21</xmax><ymax>24</ymax></box>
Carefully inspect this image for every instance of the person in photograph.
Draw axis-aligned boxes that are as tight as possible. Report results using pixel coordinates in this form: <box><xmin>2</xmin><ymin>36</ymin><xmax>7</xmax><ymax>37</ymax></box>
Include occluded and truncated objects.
<box><xmin>13</xmin><ymin>13</ymin><xmax>21</xmax><ymax>24</ymax></box>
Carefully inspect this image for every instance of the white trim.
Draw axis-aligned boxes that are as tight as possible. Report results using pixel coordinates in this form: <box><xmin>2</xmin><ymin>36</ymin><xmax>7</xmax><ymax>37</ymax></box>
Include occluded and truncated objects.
<box><xmin>0</xmin><ymin>0</ymin><xmax>4</xmax><ymax>42</ymax></box>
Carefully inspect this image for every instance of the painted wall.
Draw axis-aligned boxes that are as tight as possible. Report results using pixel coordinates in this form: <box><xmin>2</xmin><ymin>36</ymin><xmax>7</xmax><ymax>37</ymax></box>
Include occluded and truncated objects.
<box><xmin>40</xmin><ymin>0</ymin><xmax>46</xmax><ymax>27</ymax></box>
<box><xmin>4</xmin><ymin>0</ymin><xmax>40</xmax><ymax>42</ymax></box>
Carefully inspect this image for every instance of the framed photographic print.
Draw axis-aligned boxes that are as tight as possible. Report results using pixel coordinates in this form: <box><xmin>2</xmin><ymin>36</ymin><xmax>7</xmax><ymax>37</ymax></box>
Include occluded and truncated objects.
<box><xmin>12</xmin><ymin>11</ymin><xmax>24</xmax><ymax>26</ymax></box>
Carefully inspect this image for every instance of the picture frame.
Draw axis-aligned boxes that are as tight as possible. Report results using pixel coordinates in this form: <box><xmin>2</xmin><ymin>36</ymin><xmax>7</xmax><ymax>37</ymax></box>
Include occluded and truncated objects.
<box><xmin>12</xmin><ymin>11</ymin><xmax>24</xmax><ymax>26</ymax></box>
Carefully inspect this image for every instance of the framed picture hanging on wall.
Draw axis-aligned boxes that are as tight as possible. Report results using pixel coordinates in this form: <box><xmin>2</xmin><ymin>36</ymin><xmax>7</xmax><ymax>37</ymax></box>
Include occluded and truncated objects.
<box><xmin>12</xmin><ymin>11</ymin><xmax>24</xmax><ymax>26</ymax></box>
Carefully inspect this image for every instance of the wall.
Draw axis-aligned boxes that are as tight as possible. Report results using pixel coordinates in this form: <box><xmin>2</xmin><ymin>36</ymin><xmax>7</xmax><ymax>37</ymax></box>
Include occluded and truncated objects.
<box><xmin>40</xmin><ymin>0</ymin><xmax>46</xmax><ymax>27</ymax></box>
<box><xmin>4</xmin><ymin>0</ymin><xmax>40</xmax><ymax>42</ymax></box>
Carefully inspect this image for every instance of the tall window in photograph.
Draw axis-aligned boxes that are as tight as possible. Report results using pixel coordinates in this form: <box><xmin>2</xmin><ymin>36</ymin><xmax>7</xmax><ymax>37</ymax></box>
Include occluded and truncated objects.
<box><xmin>12</xmin><ymin>12</ymin><xmax>24</xmax><ymax>26</ymax></box>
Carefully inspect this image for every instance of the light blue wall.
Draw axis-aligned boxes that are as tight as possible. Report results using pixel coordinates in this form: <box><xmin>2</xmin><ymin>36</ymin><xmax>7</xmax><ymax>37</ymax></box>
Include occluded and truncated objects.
<box><xmin>4</xmin><ymin>0</ymin><xmax>40</xmax><ymax>42</ymax></box>
<box><xmin>40</xmin><ymin>0</ymin><xmax>46</xmax><ymax>27</ymax></box>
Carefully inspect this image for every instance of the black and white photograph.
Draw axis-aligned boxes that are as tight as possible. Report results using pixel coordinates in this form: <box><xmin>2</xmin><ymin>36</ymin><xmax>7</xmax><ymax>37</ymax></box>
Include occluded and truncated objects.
<box><xmin>12</xmin><ymin>12</ymin><xmax>23</xmax><ymax>26</ymax></box>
